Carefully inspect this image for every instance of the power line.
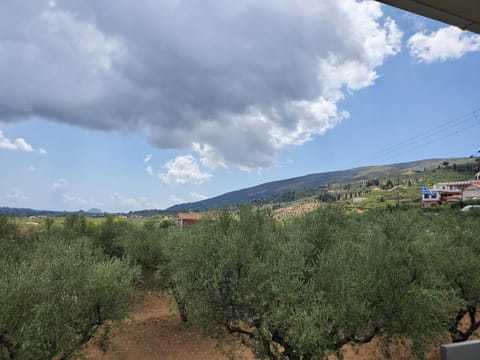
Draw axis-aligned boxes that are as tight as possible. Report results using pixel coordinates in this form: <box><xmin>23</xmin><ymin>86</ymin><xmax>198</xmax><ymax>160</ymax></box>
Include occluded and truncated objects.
<box><xmin>348</xmin><ymin>108</ymin><xmax>480</xmax><ymax>168</ymax></box>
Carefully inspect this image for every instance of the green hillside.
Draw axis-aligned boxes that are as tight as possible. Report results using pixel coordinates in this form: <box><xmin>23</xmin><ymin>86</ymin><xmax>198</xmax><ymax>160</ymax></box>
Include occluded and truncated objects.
<box><xmin>167</xmin><ymin>157</ymin><xmax>477</xmax><ymax>212</ymax></box>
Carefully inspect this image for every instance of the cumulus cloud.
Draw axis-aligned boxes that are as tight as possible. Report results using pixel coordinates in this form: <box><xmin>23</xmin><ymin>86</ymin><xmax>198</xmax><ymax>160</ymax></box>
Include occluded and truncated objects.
<box><xmin>27</xmin><ymin>165</ymin><xmax>36</xmax><ymax>172</ymax></box>
<box><xmin>146</xmin><ymin>165</ymin><xmax>153</xmax><ymax>176</ymax></box>
<box><xmin>408</xmin><ymin>26</ymin><xmax>480</xmax><ymax>63</ymax></box>
<box><xmin>144</xmin><ymin>154</ymin><xmax>152</xmax><ymax>163</ymax></box>
<box><xmin>2</xmin><ymin>188</ymin><xmax>29</xmax><ymax>203</ymax></box>
<box><xmin>62</xmin><ymin>193</ymin><xmax>104</xmax><ymax>209</ymax></box>
<box><xmin>0</xmin><ymin>130</ymin><xmax>34</xmax><ymax>151</ymax></box>
<box><xmin>14</xmin><ymin>138</ymin><xmax>34</xmax><ymax>152</ymax></box>
<box><xmin>62</xmin><ymin>193</ymin><xmax>88</xmax><ymax>206</ymax></box>
<box><xmin>0</xmin><ymin>0</ymin><xmax>402</xmax><ymax>168</ymax></box>
<box><xmin>190</xmin><ymin>192</ymin><xmax>208</xmax><ymax>201</ymax></box>
<box><xmin>51</xmin><ymin>178</ymin><xmax>68</xmax><ymax>189</ymax></box>
<box><xmin>111</xmin><ymin>192</ymin><xmax>159</xmax><ymax>211</ymax></box>
<box><xmin>169</xmin><ymin>195</ymin><xmax>185</xmax><ymax>205</ymax></box>
<box><xmin>168</xmin><ymin>192</ymin><xmax>207</xmax><ymax>205</ymax></box>
<box><xmin>159</xmin><ymin>155</ymin><xmax>212</xmax><ymax>185</ymax></box>
<box><xmin>38</xmin><ymin>147</ymin><xmax>48</xmax><ymax>155</ymax></box>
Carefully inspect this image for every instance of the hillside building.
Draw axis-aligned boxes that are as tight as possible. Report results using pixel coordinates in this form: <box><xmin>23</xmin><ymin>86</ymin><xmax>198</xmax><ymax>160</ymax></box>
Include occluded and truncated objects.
<box><xmin>176</xmin><ymin>212</ymin><xmax>203</xmax><ymax>229</ymax></box>
<box><xmin>422</xmin><ymin>172</ymin><xmax>480</xmax><ymax>206</ymax></box>
<box><xmin>463</xmin><ymin>183</ymin><xmax>480</xmax><ymax>201</ymax></box>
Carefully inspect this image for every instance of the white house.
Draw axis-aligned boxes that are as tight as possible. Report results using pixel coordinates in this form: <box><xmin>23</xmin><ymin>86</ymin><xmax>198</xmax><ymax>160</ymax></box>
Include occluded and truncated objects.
<box><xmin>422</xmin><ymin>172</ymin><xmax>480</xmax><ymax>206</ymax></box>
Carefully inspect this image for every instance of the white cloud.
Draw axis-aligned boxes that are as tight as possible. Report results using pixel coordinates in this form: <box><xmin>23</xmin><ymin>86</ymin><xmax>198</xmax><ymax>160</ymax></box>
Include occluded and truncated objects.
<box><xmin>27</xmin><ymin>165</ymin><xmax>36</xmax><ymax>172</ymax></box>
<box><xmin>0</xmin><ymin>131</ymin><xmax>34</xmax><ymax>152</ymax></box>
<box><xmin>190</xmin><ymin>192</ymin><xmax>207</xmax><ymax>201</ymax></box>
<box><xmin>38</xmin><ymin>147</ymin><xmax>48</xmax><ymax>155</ymax></box>
<box><xmin>2</xmin><ymin>188</ymin><xmax>29</xmax><ymax>203</ymax></box>
<box><xmin>0</xmin><ymin>0</ymin><xmax>403</xmax><ymax>169</ymax></box>
<box><xmin>14</xmin><ymin>138</ymin><xmax>34</xmax><ymax>152</ymax></box>
<box><xmin>159</xmin><ymin>155</ymin><xmax>212</xmax><ymax>185</ymax></box>
<box><xmin>144</xmin><ymin>154</ymin><xmax>152</xmax><ymax>163</ymax></box>
<box><xmin>168</xmin><ymin>192</ymin><xmax>208</xmax><ymax>206</ymax></box>
<box><xmin>111</xmin><ymin>192</ymin><xmax>159</xmax><ymax>211</ymax></box>
<box><xmin>62</xmin><ymin>193</ymin><xmax>88</xmax><ymax>206</ymax></box>
<box><xmin>52</xmin><ymin>178</ymin><xmax>68</xmax><ymax>190</ymax></box>
<box><xmin>169</xmin><ymin>195</ymin><xmax>185</xmax><ymax>204</ymax></box>
<box><xmin>61</xmin><ymin>193</ymin><xmax>104</xmax><ymax>209</ymax></box>
<box><xmin>192</xmin><ymin>142</ymin><xmax>227</xmax><ymax>169</ymax></box>
<box><xmin>146</xmin><ymin>165</ymin><xmax>153</xmax><ymax>176</ymax></box>
<box><xmin>408</xmin><ymin>26</ymin><xmax>480</xmax><ymax>63</ymax></box>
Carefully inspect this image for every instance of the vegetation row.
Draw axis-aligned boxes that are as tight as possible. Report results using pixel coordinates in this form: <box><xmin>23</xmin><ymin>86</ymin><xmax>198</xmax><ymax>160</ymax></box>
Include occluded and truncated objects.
<box><xmin>1</xmin><ymin>205</ymin><xmax>480</xmax><ymax>359</ymax></box>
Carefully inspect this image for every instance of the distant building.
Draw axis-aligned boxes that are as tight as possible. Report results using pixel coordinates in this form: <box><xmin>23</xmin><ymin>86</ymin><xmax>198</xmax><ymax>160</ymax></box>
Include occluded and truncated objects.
<box><xmin>421</xmin><ymin>172</ymin><xmax>480</xmax><ymax>206</ymax></box>
<box><xmin>176</xmin><ymin>212</ymin><xmax>203</xmax><ymax>229</ymax></box>
<box><xmin>463</xmin><ymin>183</ymin><xmax>480</xmax><ymax>201</ymax></box>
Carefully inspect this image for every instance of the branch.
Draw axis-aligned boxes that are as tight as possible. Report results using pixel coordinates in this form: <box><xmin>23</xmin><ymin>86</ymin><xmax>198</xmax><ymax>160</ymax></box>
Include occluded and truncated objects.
<box><xmin>449</xmin><ymin>305</ymin><xmax>480</xmax><ymax>343</ymax></box>
<box><xmin>334</xmin><ymin>326</ymin><xmax>380</xmax><ymax>350</ymax></box>
<box><xmin>269</xmin><ymin>325</ymin><xmax>306</xmax><ymax>360</ymax></box>
<box><xmin>225</xmin><ymin>323</ymin><xmax>255</xmax><ymax>338</ymax></box>
<box><xmin>458</xmin><ymin>305</ymin><xmax>480</xmax><ymax>342</ymax></box>
<box><xmin>0</xmin><ymin>333</ymin><xmax>15</xmax><ymax>359</ymax></box>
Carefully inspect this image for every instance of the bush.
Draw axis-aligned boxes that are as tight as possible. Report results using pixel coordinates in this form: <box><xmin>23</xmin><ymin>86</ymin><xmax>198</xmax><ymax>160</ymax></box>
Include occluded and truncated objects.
<box><xmin>0</xmin><ymin>234</ymin><xmax>140</xmax><ymax>359</ymax></box>
<box><xmin>162</xmin><ymin>206</ymin><xmax>478</xmax><ymax>359</ymax></box>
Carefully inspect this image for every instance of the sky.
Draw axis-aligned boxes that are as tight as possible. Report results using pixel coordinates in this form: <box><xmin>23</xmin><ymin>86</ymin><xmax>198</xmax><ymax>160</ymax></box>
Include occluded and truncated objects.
<box><xmin>1</xmin><ymin>0</ymin><xmax>480</xmax><ymax>212</ymax></box>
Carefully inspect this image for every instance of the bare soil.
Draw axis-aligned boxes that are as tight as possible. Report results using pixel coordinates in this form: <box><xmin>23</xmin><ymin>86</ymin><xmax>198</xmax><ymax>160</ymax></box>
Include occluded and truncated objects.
<box><xmin>76</xmin><ymin>292</ymin><xmax>254</xmax><ymax>360</ymax></box>
<box><xmin>77</xmin><ymin>292</ymin><xmax>480</xmax><ymax>360</ymax></box>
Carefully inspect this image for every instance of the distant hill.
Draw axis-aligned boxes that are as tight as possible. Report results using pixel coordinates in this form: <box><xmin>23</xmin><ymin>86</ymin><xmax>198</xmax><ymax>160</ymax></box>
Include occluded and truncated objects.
<box><xmin>0</xmin><ymin>207</ymin><xmax>106</xmax><ymax>217</ymax></box>
<box><xmin>128</xmin><ymin>209</ymin><xmax>165</xmax><ymax>217</ymax></box>
<box><xmin>0</xmin><ymin>207</ymin><xmax>68</xmax><ymax>217</ymax></box>
<box><xmin>1</xmin><ymin>158</ymin><xmax>473</xmax><ymax>216</ymax></box>
<box><xmin>86</xmin><ymin>208</ymin><xmax>103</xmax><ymax>214</ymax></box>
<box><xmin>166</xmin><ymin>158</ymin><xmax>468</xmax><ymax>212</ymax></box>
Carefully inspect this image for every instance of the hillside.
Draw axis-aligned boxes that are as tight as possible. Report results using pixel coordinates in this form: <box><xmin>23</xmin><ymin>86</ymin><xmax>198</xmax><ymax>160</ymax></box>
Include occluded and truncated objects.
<box><xmin>166</xmin><ymin>158</ymin><xmax>469</xmax><ymax>212</ymax></box>
<box><xmin>0</xmin><ymin>207</ymin><xmax>69</xmax><ymax>217</ymax></box>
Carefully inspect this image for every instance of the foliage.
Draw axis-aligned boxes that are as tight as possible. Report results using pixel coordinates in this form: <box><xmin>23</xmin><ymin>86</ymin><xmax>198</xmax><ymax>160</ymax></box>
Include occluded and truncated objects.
<box><xmin>2</xmin><ymin>202</ymin><xmax>480</xmax><ymax>359</ymax></box>
<box><xmin>162</xmin><ymin>206</ymin><xmax>480</xmax><ymax>359</ymax></box>
<box><xmin>0</xmin><ymin>217</ymin><xmax>140</xmax><ymax>360</ymax></box>
<box><xmin>121</xmin><ymin>219</ymin><xmax>171</xmax><ymax>275</ymax></box>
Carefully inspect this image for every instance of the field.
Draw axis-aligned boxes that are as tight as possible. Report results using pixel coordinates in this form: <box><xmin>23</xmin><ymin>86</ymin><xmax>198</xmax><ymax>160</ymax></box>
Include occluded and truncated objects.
<box><xmin>2</xmin><ymin>173</ymin><xmax>480</xmax><ymax>359</ymax></box>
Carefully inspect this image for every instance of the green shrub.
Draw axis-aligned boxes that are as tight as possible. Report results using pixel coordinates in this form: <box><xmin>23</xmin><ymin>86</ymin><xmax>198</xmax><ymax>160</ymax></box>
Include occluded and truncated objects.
<box><xmin>0</xmin><ymin>235</ymin><xmax>140</xmax><ymax>359</ymax></box>
<box><xmin>162</xmin><ymin>206</ymin><xmax>478</xmax><ymax>359</ymax></box>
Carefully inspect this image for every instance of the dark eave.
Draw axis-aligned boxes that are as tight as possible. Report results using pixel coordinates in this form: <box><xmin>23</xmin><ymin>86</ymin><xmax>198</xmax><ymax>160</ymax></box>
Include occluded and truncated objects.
<box><xmin>376</xmin><ymin>0</ymin><xmax>480</xmax><ymax>34</ymax></box>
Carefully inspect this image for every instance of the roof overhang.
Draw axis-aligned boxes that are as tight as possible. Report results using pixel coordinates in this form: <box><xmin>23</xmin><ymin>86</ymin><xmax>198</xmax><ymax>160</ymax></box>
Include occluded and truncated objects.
<box><xmin>376</xmin><ymin>0</ymin><xmax>480</xmax><ymax>34</ymax></box>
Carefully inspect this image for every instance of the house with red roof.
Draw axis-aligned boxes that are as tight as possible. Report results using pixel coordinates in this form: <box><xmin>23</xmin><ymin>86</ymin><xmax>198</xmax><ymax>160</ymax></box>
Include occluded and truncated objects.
<box><xmin>421</xmin><ymin>172</ymin><xmax>480</xmax><ymax>206</ymax></box>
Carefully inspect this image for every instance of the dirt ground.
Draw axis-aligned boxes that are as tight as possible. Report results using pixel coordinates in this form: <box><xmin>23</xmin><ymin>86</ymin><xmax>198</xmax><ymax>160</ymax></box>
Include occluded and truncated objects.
<box><xmin>77</xmin><ymin>292</ymin><xmax>254</xmax><ymax>360</ymax></box>
<box><xmin>77</xmin><ymin>292</ymin><xmax>479</xmax><ymax>360</ymax></box>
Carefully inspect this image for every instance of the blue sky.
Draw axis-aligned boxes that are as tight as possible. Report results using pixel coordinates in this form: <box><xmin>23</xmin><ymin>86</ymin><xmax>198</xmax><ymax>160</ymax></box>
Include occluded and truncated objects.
<box><xmin>1</xmin><ymin>1</ymin><xmax>479</xmax><ymax>212</ymax></box>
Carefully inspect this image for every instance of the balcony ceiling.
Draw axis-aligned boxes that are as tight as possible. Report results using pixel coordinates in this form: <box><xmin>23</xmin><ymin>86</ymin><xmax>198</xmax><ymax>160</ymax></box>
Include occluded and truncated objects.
<box><xmin>376</xmin><ymin>0</ymin><xmax>480</xmax><ymax>34</ymax></box>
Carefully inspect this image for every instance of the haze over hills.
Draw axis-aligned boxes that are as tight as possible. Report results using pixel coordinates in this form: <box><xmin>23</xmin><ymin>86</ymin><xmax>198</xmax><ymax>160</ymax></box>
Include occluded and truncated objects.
<box><xmin>0</xmin><ymin>207</ymin><xmax>105</xmax><ymax>217</ymax></box>
<box><xmin>0</xmin><ymin>157</ymin><xmax>472</xmax><ymax>216</ymax></box>
<box><xmin>166</xmin><ymin>158</ymin><xmax>468</xmax><ymax>212</ymax></box>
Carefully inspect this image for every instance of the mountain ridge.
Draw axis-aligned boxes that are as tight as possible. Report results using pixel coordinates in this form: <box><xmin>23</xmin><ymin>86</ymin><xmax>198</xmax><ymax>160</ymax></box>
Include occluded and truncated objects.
<box><xmin>166</xmin><ymin>158</ymin><xmax>468</xmax><ymax>212</ymax></box>
<box><xmin>1</xmin><ymin>158</ymin><xmax>470</xmax><ymax>215</ymax></box>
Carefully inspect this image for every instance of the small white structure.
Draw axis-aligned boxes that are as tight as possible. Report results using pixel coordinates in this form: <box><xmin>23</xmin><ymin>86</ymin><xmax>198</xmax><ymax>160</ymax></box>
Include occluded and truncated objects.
<box><xmin>441</xmin><ymin>339</ymin><xmax>480</xmax><ymax>360</ymax></box>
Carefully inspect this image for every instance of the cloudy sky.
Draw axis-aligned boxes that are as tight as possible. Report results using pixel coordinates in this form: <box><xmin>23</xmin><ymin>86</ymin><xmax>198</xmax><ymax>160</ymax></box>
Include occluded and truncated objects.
<box><xmin>1</xmin><ymin>0</ymin><xmax>479</xmax><ymax>212</ymax></box>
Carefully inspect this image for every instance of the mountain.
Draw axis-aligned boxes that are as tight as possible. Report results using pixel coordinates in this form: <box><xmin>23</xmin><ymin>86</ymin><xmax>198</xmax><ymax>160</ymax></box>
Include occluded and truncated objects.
<box><xmin>166</xmin><ymin>158</ymin><xmax>468</xmax><ymax>212</ymax></box>
<box><xmin>0</xmin><ymin>207</ymin><xmax>105</xmax><ymax>216</ymax></box>
<box><xmin>86</xmin><ymin>208</ymin><xmax>103</xmax><ymax>214</ymax></box>
<box><xmin>0</xmin><ymin>207</ymin><xmax>68</xmax><ymax>217</ymax></box>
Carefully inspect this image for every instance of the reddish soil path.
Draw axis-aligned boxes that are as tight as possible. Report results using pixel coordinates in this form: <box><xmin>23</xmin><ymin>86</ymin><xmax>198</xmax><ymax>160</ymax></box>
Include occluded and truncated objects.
<box><xmin>78</xmin><ymin>292</ymin><xmax>254</xmax><ymax>360</ymax></box>
<box><xmin>77</xmin><ymin>291</ymin><xmax>480</xmax><ymax>360</ymax></box>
